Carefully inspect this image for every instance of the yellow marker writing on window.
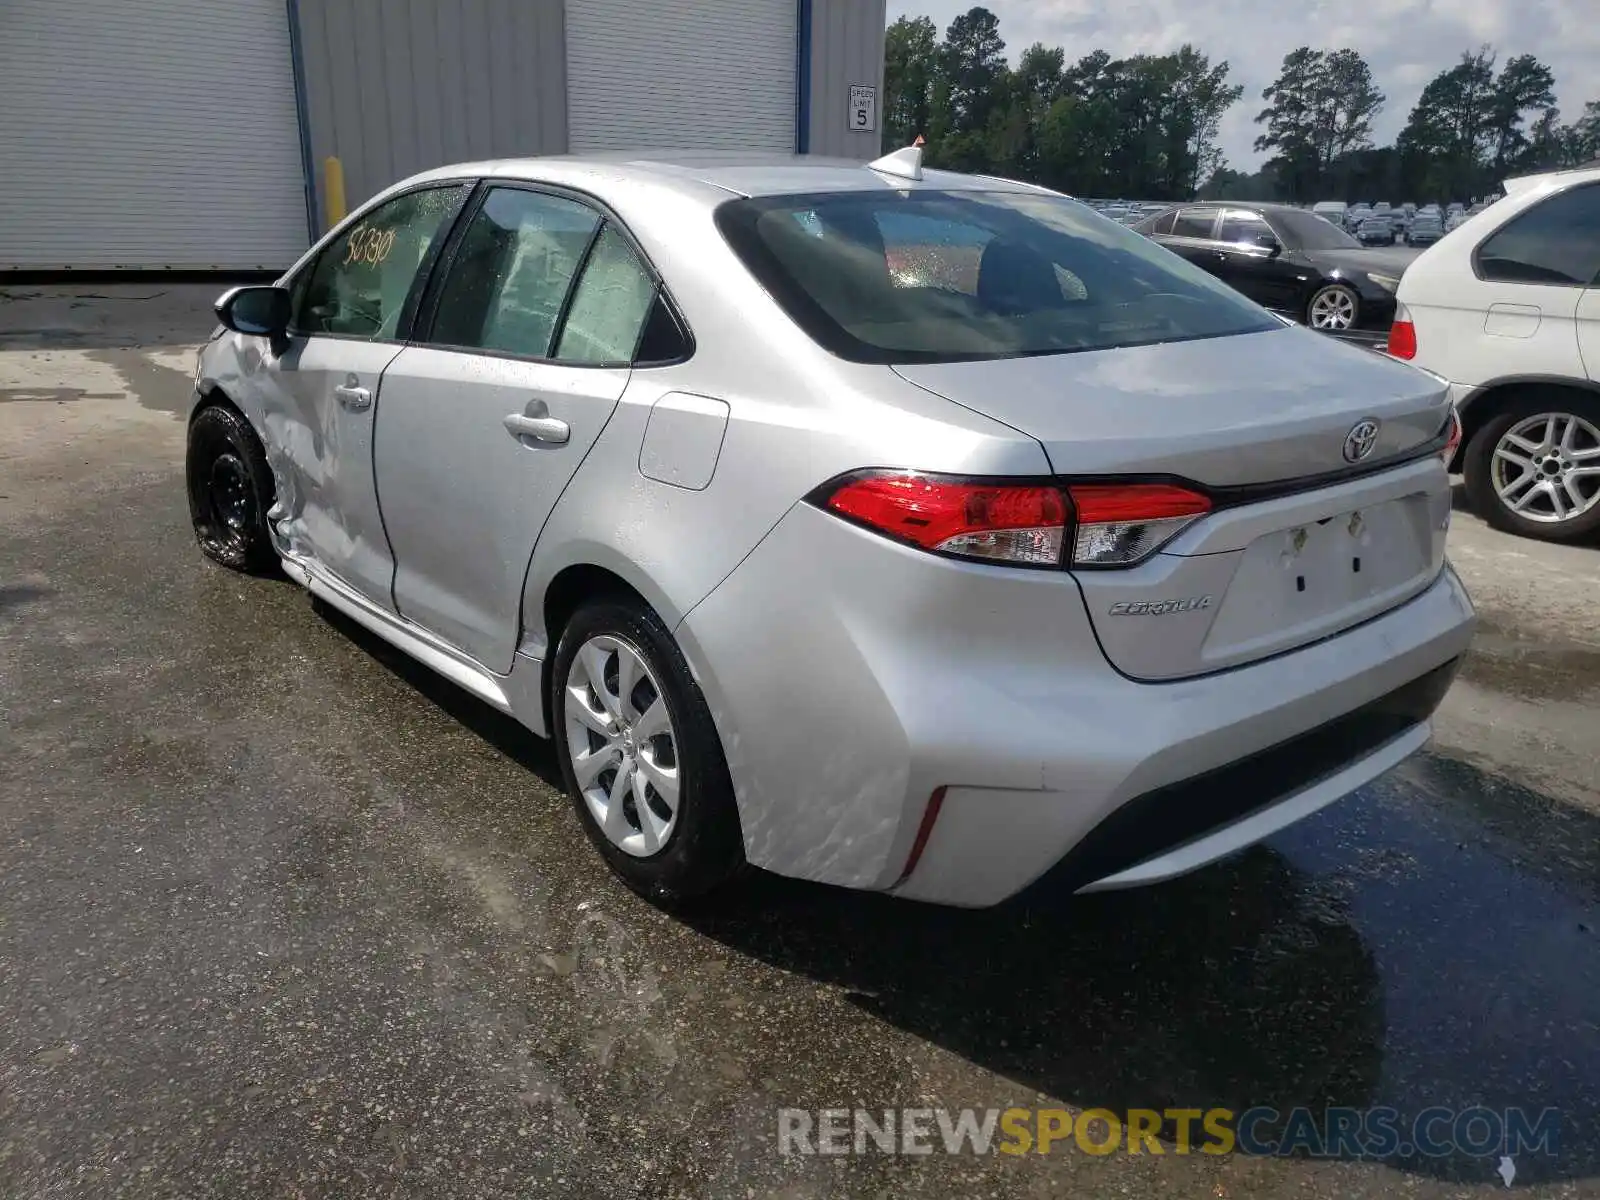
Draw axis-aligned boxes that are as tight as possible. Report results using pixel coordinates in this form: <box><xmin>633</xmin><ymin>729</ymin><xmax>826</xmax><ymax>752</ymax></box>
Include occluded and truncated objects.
<box><xmin>342</xmin><ymin>226</ymin><xmax>397</xmax><ymax>267</ymax></box>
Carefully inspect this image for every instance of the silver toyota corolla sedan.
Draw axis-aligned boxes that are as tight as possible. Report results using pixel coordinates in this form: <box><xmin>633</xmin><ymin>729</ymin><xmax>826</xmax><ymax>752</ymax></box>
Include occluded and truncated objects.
<box><xmin>186</xmin><ymin>149</ymin><xmax>1475</xmax><ymax>907</ymax></box>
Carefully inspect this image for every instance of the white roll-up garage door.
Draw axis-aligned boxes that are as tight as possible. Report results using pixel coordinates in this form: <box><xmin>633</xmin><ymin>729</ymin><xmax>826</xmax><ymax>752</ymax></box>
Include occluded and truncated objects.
<box><xmin>0</xmin><ymin>0</ymin><xmax>309</xmax><ymax>270</ymax></box>
<box><xmin>566</xmin><ymin>0</ymin><xmax>795</xmax><ymax>154</ymax></box>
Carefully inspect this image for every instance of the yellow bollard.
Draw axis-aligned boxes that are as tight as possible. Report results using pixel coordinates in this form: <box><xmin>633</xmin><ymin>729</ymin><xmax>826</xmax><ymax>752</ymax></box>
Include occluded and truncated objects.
<box><xmin>323</xmin><ymin>156</ymin><xmax>347</xmax><ymax>230</ymax></box>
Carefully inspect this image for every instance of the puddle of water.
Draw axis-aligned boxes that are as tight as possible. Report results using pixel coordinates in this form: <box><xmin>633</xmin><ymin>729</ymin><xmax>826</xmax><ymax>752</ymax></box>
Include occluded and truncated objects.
<box><xmin>1265</xmin><ymin>758</ymin><xmax>1600</xmax><ymax>1184</ymax></box>
<box><xmin>1455</xmin><ymin>616</ymin><xmax>1600</xmax><ymax>702</ymax></box>
<box><xmin>0</xmin><ymin>387</ymin><xmax>122</xmax><ymax>404</ymax></box>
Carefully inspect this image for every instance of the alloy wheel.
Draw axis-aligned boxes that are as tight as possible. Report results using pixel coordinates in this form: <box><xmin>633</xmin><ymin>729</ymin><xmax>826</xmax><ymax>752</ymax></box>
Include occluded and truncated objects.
<box><xmin>1490</xmin><ymin>412</ymin><xmax>1600</xmax><ymax>524</ymax></box>
<box><xmin>563</xmin><ymin>634</ymin><xmax>680</xmax><ymax>858</ymax></box>
<box><xmin>1308</xmin><ymin>288</ymin><xmax>1356</xmax><ymax>330</ymax></box>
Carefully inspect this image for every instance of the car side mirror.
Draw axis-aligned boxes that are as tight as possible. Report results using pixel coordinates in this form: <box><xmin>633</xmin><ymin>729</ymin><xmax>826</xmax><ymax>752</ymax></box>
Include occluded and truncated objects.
<box><xmin>1256</xmin><ymin>236</ymin><xmax>1281</xmax><ymax>257</ymax></box>
<box><xmin>216</xmin><ymin>285</ymin><xmax>291</xmax><ymax>340</ymax></box>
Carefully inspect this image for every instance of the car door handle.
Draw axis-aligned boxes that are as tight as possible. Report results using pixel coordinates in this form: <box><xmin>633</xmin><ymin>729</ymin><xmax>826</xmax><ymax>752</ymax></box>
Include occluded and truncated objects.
<box><xmin>334</xmin><ymin>383</ymin><xmax>372</xmax><ymax>411</ymax></box>
<box><xmin>503</xmin><ymin>412</ymin><xmax>570</xmax><ymax>444</ymax></box>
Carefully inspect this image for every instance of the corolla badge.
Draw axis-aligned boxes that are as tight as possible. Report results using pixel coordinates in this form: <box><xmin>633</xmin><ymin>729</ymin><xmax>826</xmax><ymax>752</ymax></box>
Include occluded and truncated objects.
<box><xmin>1343</xmin><ymin>418</ymin><xmax>1381</xmax><ymax>463</ymax></box>
<box><xmin>1108</xmin><ymin>596</ymin><xmax>1213</xmax><ymax>616</ymax></box>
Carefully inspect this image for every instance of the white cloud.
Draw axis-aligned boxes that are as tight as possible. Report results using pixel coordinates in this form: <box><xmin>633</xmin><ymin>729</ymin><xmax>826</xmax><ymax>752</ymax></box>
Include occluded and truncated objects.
<box><xmin>887</xmin><ymin>0</ymin><xmax>1598</xmax><ymax>171</ymax></box>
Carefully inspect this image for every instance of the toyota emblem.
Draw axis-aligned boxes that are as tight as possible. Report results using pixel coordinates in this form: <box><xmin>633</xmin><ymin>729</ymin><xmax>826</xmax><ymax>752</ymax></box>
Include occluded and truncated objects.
<box><xmin>1344</xmin><ymin>418</ymin><xmax>1381</xmax><ymax>463</ymax></box>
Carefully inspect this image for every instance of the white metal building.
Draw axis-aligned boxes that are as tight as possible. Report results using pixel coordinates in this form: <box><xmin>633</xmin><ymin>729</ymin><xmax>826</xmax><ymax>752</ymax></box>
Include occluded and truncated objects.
<box><xmin>0</xmin><ymin>0</ymin><xmax>885</xmax><ymax>272</ymax></box>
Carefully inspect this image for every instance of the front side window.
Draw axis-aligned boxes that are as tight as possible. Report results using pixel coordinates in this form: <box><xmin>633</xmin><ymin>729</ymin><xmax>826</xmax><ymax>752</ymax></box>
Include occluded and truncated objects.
<box><xmin>716</xmin><ymin>189</ymin><xmax>1278</xmax><ymax>364</ymax></box>
<box><xmin>291</xmin><ymin>186</ymin><xmax>465</xmax><ymax>339</ymax></box>
<box><xmin>429</xmin><ymin>188</ymin><xmax>601</xmax><ymax>356</ymax></box>
<box><xmin>1476</xmin><ymin>185</ymin><xmax>1600</xmax><ymax>286</ymax></box>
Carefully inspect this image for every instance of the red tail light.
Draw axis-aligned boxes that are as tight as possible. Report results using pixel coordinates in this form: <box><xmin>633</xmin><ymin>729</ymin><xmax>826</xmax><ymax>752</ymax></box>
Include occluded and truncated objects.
<box><xmin>816</xmin><ymin>472</ymin><xmax>1212</xmax><ymax>568</ymax></box>
<box><xmin>823</xmin><ymin>473</ymin><xmax>1068</xmax><ymax>565</ymax></box>
<box><xmin>1067</xmin><ymin>482</ymin><xmax>1211</xmax><ymax>566</ymax></box>
<box><xmin>1387</xmin><ymin>306</ymin><xmax>1417</xmax><ymax>359</ymax></box>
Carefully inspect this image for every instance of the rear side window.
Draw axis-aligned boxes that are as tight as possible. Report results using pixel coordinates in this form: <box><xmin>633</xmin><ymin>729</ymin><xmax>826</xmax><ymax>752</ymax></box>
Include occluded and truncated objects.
<box><xmin>555</xmin><ymin>224</ymin><xmax>660</xmax><ymax>364</ymax></box>
<box><xmin>716</xmin><ymin>189</ymin><xmax>1277</xmax><ymax>364</ymax></box>
<box><xmin>1171</xmin><ymin>209</ymin><xmax>1217</xmax><ymax>239</ymax></box>
<box><xmin>1218</xmin><ymin>212</ymin><xmax>1275</xmax><ymax>248</ymax></box>
<box><xmin>1144</xmin><ymin>211</ymin><xmax>1177</xmax><ymax>236</ymax></box>
<box><xmin>1475</xmin><ymin>185</ymin><xmax>1600</xmax><ymax>286</ymax></box>
<box><xmin>429</xmin><ymin>187</ymin><xmax>600</xmax><ymax>356</ymax></box>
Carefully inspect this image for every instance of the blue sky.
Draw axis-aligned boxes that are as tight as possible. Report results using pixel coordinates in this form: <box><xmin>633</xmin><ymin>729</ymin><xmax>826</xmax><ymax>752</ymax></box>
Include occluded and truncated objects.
<box><xmin>887</xmin><ymin>0</ymin><xmax>1598</xmax><ymax>171</ymax></box>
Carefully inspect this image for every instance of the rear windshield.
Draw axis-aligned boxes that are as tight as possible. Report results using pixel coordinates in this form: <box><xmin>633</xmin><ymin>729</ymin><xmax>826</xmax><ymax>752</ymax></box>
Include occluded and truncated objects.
<box><xmin>715</xmin><ymin>189</ymin><xmax>1279</xmax><ymax>364</ymax></box>
<box><xmin>1272</xmin><ymin>208</ymin><xmax>1362</xmax><ymax>251</ymax></box>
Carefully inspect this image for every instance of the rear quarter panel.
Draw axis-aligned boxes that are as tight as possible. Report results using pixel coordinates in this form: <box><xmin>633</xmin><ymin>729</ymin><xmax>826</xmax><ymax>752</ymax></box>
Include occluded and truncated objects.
<box><xmin>1398</xmin><ymin>188</ymin><xmax>1589</xmax><ymax>389</ymax></box>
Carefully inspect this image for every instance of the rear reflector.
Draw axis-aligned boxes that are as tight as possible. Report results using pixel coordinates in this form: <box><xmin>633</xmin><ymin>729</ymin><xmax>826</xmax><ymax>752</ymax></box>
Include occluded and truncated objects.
<box><xmin>894</xmin><ymin>786</ymin><xmax>947</xmax><ymax>886</ymax></box>
<box><xmin>1442</xmin><ymin>405</ymin><xmax>1462</xmax><ymax>464</ymax></box>
<box><xmin>1387</xmin><ymin>306</ymin><xmax>1417</xmax><ymax>359</ymax></box>
<box><xmin>823</xmin><ymin>473</ymin><xmax>1068</xmax><ymax>566</ymax></box>
<box><xmin>1067</xmin><ymin>483</ymin><xmax>1212</xmax><ymax>566</ymax></box>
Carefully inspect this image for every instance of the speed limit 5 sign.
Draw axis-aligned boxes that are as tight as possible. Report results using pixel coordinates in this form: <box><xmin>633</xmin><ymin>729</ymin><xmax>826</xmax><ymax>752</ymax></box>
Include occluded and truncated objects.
<box><xmin>848</xmin><ymin>84</ymin><xmax>877</xmax><ymax>133</ymax></box>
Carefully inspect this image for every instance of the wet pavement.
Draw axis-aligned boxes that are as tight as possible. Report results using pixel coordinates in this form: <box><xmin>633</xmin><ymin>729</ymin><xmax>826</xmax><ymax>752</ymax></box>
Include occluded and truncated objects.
<box><xmin>1</xmin><ymin>286</ymin><xmax>1598</xmax><ymax>1198</ymax></box>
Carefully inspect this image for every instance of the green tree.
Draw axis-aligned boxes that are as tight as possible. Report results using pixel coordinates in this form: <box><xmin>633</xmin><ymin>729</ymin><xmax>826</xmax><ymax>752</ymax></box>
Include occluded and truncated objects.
<box><xmin>1486</xmin><ymin>53</ymin><xmax>1557</xmax><ymax>173</ymax></box>
<box><xmin>882</xmin><ymin>16</ymin><xmax>940</xmax><ymax>152</ymax></box>
<box><xmin>1396</xmin><ymin>48</ymin><xmax>1499</xmax><ymax>199</ymax></box>
<box><xmin>992</xmin><ymin>44</ymin><xmax>1065</xmax><ymax>179</ymax></box>
<box><xmin>940</xmin><ymin>7</ymin><xmax>1007</xmax><ymax>136</ymax></box>
<box><xmin>1036</xmin><ymin>52</ymin><xmax>1122</xmax><ymax>195</ymax></box>
<box><xmin>1578</xmin><ymin>102</ymin><xmax>1600</xmax><ymax>161</ymax></box>
<box><xmin>1253</xmin><ymin>48</ymin><xmax>1325</xmax><ymax>200</ymax></box>
<box><xmin>1015</xmin><ymin>42</ymin><xmax>1066</xmax><ymax>111</ymax></box>
<box><xmin>1522</xmin><ymin>100</ymin><xmax>1600</xmax><ymax>171</ymax></box>
<box><xmin>1254</xmin><ymin>47</ymin><xmax>1383</xmax><ymax>200</ymax></box>
<box><xmin>1313</xmin><ymin>49</ymin><xmax>1385</xmax><ymax>170</ymax></box>
<box><xmin>1170</xmin><ymin>45</ymin><xmax>1243</xmax><ymax>193</ymax></box>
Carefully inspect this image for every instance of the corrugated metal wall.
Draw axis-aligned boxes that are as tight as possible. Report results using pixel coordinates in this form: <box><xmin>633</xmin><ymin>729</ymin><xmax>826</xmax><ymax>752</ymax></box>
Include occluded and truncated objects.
<box><xmin>566</xmin><ymin>0</ymin><xmax>795</xmax><ymax>153</ymax></box>
<box><xmin>295</xmin><ymin>0</ymin><xmax>568</xmax><ymax>220</ymax></box>
<box><xmin>807</xmin><ymin>0</ymin><xmax>885</xmax><ymax>160</ymax></box>
<box><xmin>0</xmin><ymin>0</ymin><xmax>309</xmax><ymax>269</ymax></box>
<box><xmin>293</xmin><ymin>0</ymin><xmax>886</xmax><ymax>220</ymax></box>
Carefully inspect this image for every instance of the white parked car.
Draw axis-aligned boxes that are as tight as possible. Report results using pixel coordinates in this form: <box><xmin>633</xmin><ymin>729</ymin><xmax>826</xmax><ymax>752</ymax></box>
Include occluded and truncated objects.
<box><xmin>1390</xmin><ymin>166</ymin><xmax>1600</xmax><ymax>541</ymax></box>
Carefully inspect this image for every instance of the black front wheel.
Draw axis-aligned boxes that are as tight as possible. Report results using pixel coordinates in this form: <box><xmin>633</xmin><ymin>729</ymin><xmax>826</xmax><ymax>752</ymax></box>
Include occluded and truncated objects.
<box><xmin>186</xmin><ymin>404</ymin><xmax>279</xmax><ymax>573</ymax></box>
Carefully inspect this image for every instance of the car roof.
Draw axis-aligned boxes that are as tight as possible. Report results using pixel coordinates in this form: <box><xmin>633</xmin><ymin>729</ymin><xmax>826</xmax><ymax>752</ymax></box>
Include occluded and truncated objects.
<box><xmin>1501</xmin><ymin>163</ymin><xmax>1600</xmax><ymax>196</ymax></box>
<box><xmin>393</xmin><ymin>151</ymin><xmax>1057</xmax><ymax>202</ymax></box>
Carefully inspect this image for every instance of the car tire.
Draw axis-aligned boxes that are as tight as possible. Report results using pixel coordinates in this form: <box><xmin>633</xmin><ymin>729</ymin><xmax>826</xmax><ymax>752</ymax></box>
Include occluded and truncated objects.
<box><xmin>1306</xmin><ymin>283</ymin><xmax>1360</xmax><ymax>332</ymax></box>
<box><xmin>1462</xmin><ymin>393</ymin><xmax>1600</xmax><ymax>543</ymax></box>
<box><xmin>185</xmin><ymin>403</ymin><xmax>279</xmax><ymax>573</ymax></box>
<box><xmin>551</xmin><ymin>596</ymin><xmax>745</xmax><ymax>902</ymax></box>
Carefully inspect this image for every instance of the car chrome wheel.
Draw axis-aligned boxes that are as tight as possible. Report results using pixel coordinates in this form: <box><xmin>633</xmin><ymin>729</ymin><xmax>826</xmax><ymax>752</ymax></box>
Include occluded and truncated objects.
<box><xmin>1308</xmin><ymin>286</ymin><xmax>1357</xmax><ymax>330</ymax></box>
<box><xmin>563</xmin><ymin>634</ymin><xmax>679</xmax><ymax>858</ymax></box>
<box><xmin>1490</xmin><ymin>412</ymin><xmax>1600</xmax><ymax>524</ymax></box>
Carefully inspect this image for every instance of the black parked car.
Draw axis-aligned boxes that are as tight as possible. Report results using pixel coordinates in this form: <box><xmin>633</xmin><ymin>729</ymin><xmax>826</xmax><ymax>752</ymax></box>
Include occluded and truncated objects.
<box><xmin>1133</xmin><ymin>202</ymin><xmax>1410</xmax><ymax>335</ymax></box>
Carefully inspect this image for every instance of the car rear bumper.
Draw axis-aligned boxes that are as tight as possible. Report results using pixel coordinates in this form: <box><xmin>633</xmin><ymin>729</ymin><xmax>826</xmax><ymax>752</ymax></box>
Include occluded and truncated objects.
<box><xmin>676</xmin><ymin>504</ymin><xmax>1476</xmax><ymax>907</ymax></box>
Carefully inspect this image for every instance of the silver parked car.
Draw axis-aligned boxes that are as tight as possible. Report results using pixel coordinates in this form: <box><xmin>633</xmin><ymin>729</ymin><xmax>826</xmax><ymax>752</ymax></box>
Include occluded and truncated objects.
<box><xmin>1405</xmin><ymin>213</ymin><xmax>1445</xmax><ymax>245</ymax></box>
<box><xmin>186</xmin><ymin>151</ymin><xmax>1474</xmax><ymax>907</ymax></box>
<box><xmin>1357</xmin><ymin>214</ymin><xmax>1397</xmax><ymax>245</ymax></box>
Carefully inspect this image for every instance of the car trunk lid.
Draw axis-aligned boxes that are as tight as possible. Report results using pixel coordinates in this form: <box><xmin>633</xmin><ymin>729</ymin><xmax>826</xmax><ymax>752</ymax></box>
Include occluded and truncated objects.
<box><xmin>893</xmin><ymin>327</ymin><xmax>1453</xmax><ymax>679</ymax></box>
<box><xmin>892</xmin><ymin>325</ymin><xmax>1447</xmax><ymax>487</ymax></box>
